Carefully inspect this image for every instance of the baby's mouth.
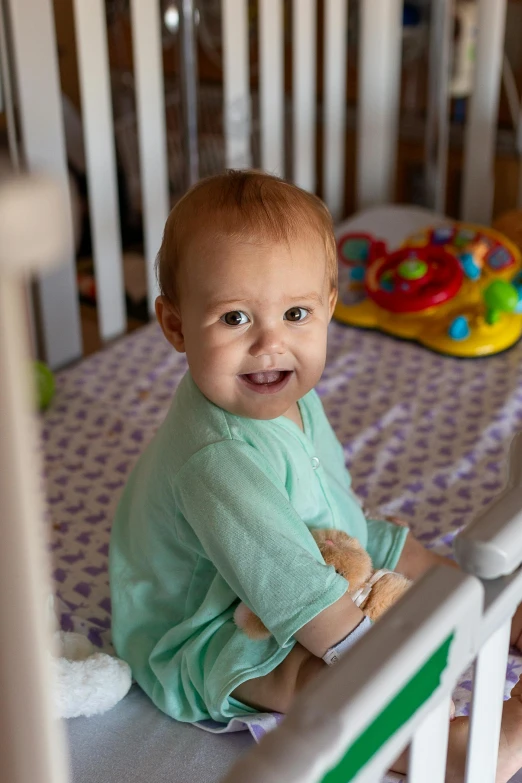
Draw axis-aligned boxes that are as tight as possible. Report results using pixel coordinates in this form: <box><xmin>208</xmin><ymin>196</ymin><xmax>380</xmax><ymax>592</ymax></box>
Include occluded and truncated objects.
<box><xmin>242</xmin><ymin>370</ymin><xmax>288</xmax><ymax>385</ymax></box>
<box><xmin>238</xmin><ymin>370</ymin><xmax>292</xmax><ymax>394</ymax></box>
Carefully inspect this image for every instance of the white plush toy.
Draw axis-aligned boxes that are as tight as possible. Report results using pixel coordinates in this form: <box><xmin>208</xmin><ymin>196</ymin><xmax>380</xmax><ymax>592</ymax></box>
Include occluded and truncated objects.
<box><xmin>49</xmin><ymin>597</ymin><xmax>132</xmax><ymax>719</ymax></box>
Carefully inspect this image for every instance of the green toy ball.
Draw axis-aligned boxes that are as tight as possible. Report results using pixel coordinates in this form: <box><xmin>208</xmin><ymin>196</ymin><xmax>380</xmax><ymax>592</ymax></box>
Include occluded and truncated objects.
<box><xmin>34</xmin><ymin>361</ymin><xmax>55</xmax><ymax>411</ymax></box>
<box><xmin>483</xmin><ymin>281</ymin><xmax>520</xmax><ymax>325</ymax></box>
<box><xmin>397</xmin><ymin>258</ymin><xmax>428</xmax><ymax>281</ymax></box>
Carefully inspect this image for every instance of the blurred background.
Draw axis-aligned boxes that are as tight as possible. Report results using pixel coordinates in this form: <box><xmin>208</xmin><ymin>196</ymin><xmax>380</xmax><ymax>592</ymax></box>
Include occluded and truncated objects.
<box><xmin>4</xmin><ymin>0</ymin><xmax>522</xmax><ymax>353</ymax></box>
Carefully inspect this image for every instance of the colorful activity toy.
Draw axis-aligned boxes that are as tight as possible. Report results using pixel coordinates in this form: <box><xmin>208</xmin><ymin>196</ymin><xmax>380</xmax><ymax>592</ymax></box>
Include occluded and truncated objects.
<box><xmin>334</xmin><ymin>223</ymin><xmax>522</xmax><ymax>357</ymax></box>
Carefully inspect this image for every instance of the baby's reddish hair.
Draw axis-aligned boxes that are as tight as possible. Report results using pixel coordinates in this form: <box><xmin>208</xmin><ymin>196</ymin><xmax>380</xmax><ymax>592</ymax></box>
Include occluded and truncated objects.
<box><xmin>156</xmin><ymin>170</ymin><xmax>338</xmax><ymax>307</ymax></box>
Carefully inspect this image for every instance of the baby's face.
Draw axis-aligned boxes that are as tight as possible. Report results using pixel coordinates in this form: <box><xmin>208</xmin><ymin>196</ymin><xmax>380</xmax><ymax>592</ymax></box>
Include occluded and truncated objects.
<box><xmin>164</xmin><ymin>234</ymin><xmax>336</xmax><ymax>420</ymax></box>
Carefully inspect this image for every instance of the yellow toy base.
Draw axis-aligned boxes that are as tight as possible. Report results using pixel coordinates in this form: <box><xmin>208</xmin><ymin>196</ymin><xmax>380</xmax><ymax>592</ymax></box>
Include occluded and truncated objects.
<box><xmin>333</xmin><ymin>223</ymin><xmax>522</xmax><ymax>358</ymax></box>
<box><xmin>334</xmin><ymin>299</ymin><xmax>522</xmax><ymax>357</ymax></box>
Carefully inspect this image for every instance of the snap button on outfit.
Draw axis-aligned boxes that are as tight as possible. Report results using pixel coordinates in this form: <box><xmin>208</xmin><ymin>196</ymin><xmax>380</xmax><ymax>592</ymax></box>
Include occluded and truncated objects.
<box><xmin>311</xmin><ymin>456</ymin><xmax>320</xmax><ymax>470</ymax></box>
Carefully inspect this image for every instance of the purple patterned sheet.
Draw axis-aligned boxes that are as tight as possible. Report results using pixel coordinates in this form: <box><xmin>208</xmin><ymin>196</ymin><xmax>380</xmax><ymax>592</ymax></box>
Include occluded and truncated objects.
<box><xmin>43</xmin><ymin>316</ymin><xmax>522</xmax><ymax>723</ymax></box>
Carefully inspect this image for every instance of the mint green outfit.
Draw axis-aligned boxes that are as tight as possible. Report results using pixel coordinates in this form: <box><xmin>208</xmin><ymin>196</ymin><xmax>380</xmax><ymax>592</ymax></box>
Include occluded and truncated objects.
<box><xmin>109</xmin><ymin>372</ymin><xmax>408</xmax><ymax>723</ymax></box>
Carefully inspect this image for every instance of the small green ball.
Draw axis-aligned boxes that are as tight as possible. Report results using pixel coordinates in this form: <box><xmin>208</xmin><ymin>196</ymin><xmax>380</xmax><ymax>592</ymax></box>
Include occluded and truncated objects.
<box><xmin>34</xmin><ymin>361</ymin><xmax>55</xmax><ymax>411</ymax></box>
<box><xmin>397</xmin><ymin>259</ymin><xmax>428</xmax><ymax>281</ymax></box>
<box><xmin>483</xmin><ymin>281</ymin><xmax>519</xmax><ymax>313</ymax></box>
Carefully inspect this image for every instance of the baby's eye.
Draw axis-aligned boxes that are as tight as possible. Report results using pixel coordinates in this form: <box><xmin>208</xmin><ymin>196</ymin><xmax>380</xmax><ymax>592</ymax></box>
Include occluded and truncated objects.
<box><xmin>221</xmin><ymin>311</ymin><xmax>249</xmax><ymax>326</ymax></box>
<box><xmin>284</xmin><ymin>307</ymin><xmax>309</xmax><ymax>322</ymax></box>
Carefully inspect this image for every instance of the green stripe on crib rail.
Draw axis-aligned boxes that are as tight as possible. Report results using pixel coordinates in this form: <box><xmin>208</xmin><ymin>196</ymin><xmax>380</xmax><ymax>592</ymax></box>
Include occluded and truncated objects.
<box><xmin>320</xmin><ymin>633</ymin><xmax>454</xmax><ymax>783</ymax></box>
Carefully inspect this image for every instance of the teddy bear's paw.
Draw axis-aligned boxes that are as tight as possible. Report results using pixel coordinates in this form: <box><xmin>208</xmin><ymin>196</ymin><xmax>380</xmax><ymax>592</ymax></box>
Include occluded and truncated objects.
<box><xmin>234</xmin><ymin>602</ymin><xmax>271</xmax><ymax>640</ymax></box>
<box><xmin>364</xmin><ymin>572</ymin><xmax>411</xmax><ymax>621</ymax></box>
<box><xmin>312</xmin><ymin>529</ymin><xmax>354</xmax><ymax>549</ymax></box>
<box><xmin>314</xmin><ymin>530</ymin><xmax>373</xmax><ymax>587</ymax></box>
<box><xmin>52</xmin><ymin>653</ymin><xmax>132</xmax><ymax>719</ymax></box>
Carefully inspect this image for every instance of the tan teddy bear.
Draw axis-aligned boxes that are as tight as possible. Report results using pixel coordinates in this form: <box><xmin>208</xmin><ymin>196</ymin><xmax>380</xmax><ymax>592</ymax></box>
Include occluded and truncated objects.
<box><xmin>233</xmin><ymin>528</ymin><xmax>412</xmax><ymax>640</ymax></box>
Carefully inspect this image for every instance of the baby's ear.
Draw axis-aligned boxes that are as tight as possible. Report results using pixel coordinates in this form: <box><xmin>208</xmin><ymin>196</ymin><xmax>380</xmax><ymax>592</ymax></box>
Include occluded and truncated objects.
<box><xmin>155</xmin><ymin>296</ymin><xmax>185</xmax><ymax>352</ymax></box>
<box><xmin>328</xmin><ymin>287</ymin><xmax>338</xmax><ymax>319</ymax></box>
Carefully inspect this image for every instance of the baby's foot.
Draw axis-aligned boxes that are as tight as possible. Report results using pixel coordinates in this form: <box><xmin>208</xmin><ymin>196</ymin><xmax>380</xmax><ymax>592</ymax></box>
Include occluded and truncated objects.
<box><xmin>496</xmin><ymin>676</ymin><xmax>522</xmax><ymax>783</ymax></box>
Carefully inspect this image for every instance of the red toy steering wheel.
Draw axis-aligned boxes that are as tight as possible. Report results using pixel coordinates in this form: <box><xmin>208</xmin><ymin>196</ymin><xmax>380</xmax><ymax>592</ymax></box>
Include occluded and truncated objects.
<box><xmin>365</xmin><ymin>245</ymin><xmax>464</xmax><ymax>313</ymax></box>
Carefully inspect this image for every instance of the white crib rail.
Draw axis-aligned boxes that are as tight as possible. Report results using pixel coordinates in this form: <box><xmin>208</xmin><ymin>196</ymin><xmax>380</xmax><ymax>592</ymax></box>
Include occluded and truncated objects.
<box><xmin>464</xmin><ymin>622</ymin><xmax>511</xmax><ymax>783</ymax></box>
<box><xmin>293</xmin><ymin>0</ymin><xmax>317</xmax><ymax>194</ymax></box>
<box><xmin>455</xmin><ymin>431</ymin><xmax>522</xmax><ymax>782</ymax></box>
<box><xmin>222</xmin><ymin>0</ymin><xmax>252</xmax><ymax>171</ymax></box>
<box><xmin>323</xmin><ymin>0</ymin><xmax>348</xmax><ymax>221</ymax></box>
<box><xmin>221</xmin><ymin>566</ymin><xmax>483</xmax><ymax>783</ymax></box>
<box><xmin>0</xmin><ymin>174</ymin><xmax>70</xmax><ymax>783</ymax></box>
<box><xmin>463</xmin><ymin>558</ymin><xmax>522</xmax><ymax>782</ymax></box>
<box><xmin>73</xmin><ymin>0</ymin><xmax>126</xmax><ymax>340</ymax></box>
<box><xmin>356</xmin><ymin>0</ymin><xmax>402</xmax><ymax>211</ymax></box>
<box><xmin>408</xmin><ymin>696</ymin><xmax>453</xmax><ymax>783</ymax></box>
<box><xmin>7</xmin><ymin>0</ymin><xmax>82</xmax><ymax>369</ymax></box>
<box><xmin>461</xmin><ymin>0</ymin><xmax>508</xmax><ymax>225</ymax></box>
<box><xmin>259</xmin><ymin>0</ymin><xmax>285</xmax><ymax>176</ymax></box>
<box><xmin>130</xmin><ymin>0</ymin><xmax>170</xmax><ymax>314</ymax></box>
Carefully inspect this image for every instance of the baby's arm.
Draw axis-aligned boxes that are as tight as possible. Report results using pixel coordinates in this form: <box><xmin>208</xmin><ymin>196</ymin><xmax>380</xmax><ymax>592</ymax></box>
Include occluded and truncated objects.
<box><xmin>294</xmin><ymin>591</ymin><xmax>364</xmax><ymax>657</ymax></box>
<box><xmin>175</xmin><ymin>440</ymin><xmax>364</xmax><ymax>656</ymax></box>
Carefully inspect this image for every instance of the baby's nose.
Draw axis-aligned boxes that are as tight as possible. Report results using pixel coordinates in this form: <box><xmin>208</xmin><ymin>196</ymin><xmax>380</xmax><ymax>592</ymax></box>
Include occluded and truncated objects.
<box><xmin>249</xmin><ymin>326</ymin><xmax>286</xmax><ymax>357</ymax></box>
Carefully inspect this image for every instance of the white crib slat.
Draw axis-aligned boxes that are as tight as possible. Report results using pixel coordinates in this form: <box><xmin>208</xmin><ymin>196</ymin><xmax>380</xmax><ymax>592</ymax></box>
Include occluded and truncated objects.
<box><xmin>0</xmin><ymin>4</ymin><xmax>38</xmax><ymax>356</ymax></box>
<box><xmin>130</xmin><ymin>0</ymin><xmax>170</xmax><ymax>313</ymax></box>
<box><xmin>293</xmin><ymin>0</ymin><xmax>316</xmax><ymax>193</ymax></box>
<box><xmin>259</xmin><ymin>0</ymin><xmax>284</xmax><ymax>176</ymax></box>
<box><xmin>409</xmin><ymin>696</ymin><xmax>452</xmax><ymax>783</ymax></box>
<box><xmin>222</xmin><ymin>0</ymin><xmax>252</xmax><ymax>169</ymax></box>
<box><xmin>73</xmin><ymin>0</ymin><xmax>126</xmax><ymax>342</ymax></box>
<box><xmin>7</xmin><ymin>0</ymin><xmax>82</xmax><ymax>369</ymax></box>
<box><xmin>323</xmin><ymin>0</ymin><xmax>347</xmax><ymax>220</ymax></box>
<box><xmin>356</xmin><ymin>0</ymin><xmax>402</xmax><ymax>210</ymax></box>
<box><xmin>0</xmin><ymin>175</ymin><xmax>70</xmax><ymax>783</ymax></box>
<box><xmin>178</xmin><ymin>0</ymin><xmax>200</xmax><ymax>188</ymax></box>
<box><xmin>461</xmin><ymin>0</ymin><xmax>507</xmax><ymax>224</ymax></box>
<box><xmin>464</xmin><ymin>621</ymin><xmax>510</xmax><ymax>783</ymax></box>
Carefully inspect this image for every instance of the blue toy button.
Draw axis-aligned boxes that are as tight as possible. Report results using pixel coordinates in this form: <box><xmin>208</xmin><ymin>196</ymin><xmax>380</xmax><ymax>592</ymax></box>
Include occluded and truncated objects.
<box><xmin>448</xmin><ymin>316</ymin><xmax>470</xmax><ymax>340</ymax></box>
<box><xmin>432</xmin><ymin>226</ymin><xmax>454</xmax><ymax>245</ymax></box>
<box><xmin>488</xmin><ymin>247</ymin><xmax>512</xmax><ymax>270</ymax></box>
<box><xmin>380</xmin><ymin>271</ymin><xmax>394</xmax><ymax>292</ymax></box>
<box><xmin>459</xmin><ymin>252</ymin><xmax>481</xmax><ymax>280</ymax></box>
<box><xmin>342</xmin><ymin>239</ymin><xmax>369</xmax><ymax>263</ymax></box>
<box><xmin>350</xmin><ymin>266</ymin><xmax>366</xmax><ymax>282</ymax></box>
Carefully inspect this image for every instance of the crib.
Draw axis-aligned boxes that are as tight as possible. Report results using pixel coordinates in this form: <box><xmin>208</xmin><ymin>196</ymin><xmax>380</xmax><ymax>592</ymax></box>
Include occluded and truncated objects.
<box><xmin>3</xmin><ymin>1</ymin><xmax>522</xmax><ymax>782</ymax></box>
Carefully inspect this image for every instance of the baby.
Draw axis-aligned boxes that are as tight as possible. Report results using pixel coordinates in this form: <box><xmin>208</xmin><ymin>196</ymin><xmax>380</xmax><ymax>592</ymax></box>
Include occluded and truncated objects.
<box><xmin>110</xmin><ymin>170</ymin><xmax>522</xmax><ymax>782</ymax></box>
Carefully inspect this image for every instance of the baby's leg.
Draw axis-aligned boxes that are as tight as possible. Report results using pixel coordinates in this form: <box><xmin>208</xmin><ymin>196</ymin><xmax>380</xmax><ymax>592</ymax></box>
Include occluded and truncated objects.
<box><xmin>231</xmin><ymin>643</ymin><xmax>325</xmax><ymax>713</ymax></box>
<box><xmin>393</xmin><ymin>525</ymin><xmax>522</xmax><ymax>652</ymax></box>
<box><xmin>388</xmin><ymin>519</ymin><xmax>457</xmax><ymax>581</ymax></box>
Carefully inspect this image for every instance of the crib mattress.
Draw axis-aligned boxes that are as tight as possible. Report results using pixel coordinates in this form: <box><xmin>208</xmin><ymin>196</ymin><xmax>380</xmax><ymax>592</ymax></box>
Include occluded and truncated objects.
<box><xmin>43</xmin><ymin>206</ymin><xmax>522</xmax><ymax>782</ymax></box>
